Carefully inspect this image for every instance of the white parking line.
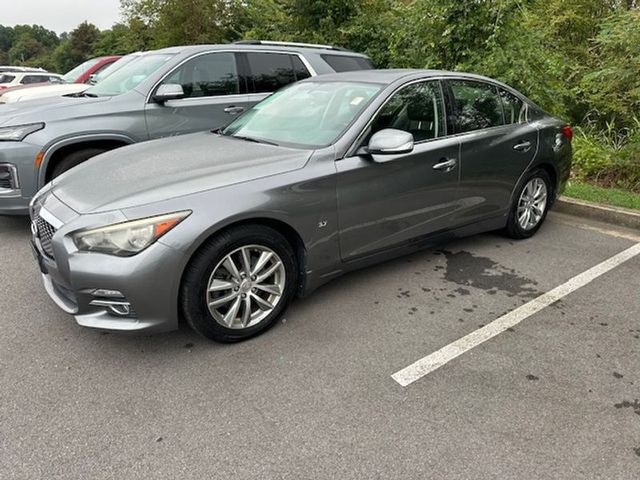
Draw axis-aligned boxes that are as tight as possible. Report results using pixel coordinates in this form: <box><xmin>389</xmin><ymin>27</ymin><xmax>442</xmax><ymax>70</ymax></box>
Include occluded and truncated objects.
<box><xmin>392</xmin><ymin>242</ymin><xmax>640</xmax><ymax>387</ymax></box>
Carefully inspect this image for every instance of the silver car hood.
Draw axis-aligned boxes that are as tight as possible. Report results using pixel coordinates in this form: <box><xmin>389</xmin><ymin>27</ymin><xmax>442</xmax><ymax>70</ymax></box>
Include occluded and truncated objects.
<box><xmin>0</xmin><ymin>94</ymin><xmax>112</xmax><ymax>126</ymax></box>
<box><xmin>51</xmin><ymin>132</ymin><xmax>313</xmax><ymax>214</ymax></box>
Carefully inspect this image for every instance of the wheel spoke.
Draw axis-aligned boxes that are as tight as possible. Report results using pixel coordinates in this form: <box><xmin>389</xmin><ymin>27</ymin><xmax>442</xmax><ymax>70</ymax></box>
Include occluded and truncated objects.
<box><xmin>251</xmin><ymin>251</ymin><xmax>274</xmax><ymax>276</ymax></box>
<box><xmin>208</xmin><ymin>279</ymin><xmax>236</xmax><ymax>292</ymax></box>
<box><xmin>208</xmin><ymin>291</ymin><xmax>238</xmax><ymax>308</ymax></box>
<box><xmin>222</xmin><ymin>256</ymin><xmax>241</xmax><ymax>281</ymax></box>
<box><xmin>241</xmin><ymin>296</ymin><xmax>252</xmax><ymax>327</ymax></box>
<box><xmin>240</xmin><ymin>247</ymin><xmax>252</xmax><ymax>276</ymax></box>
<box><xmin>251</xmin><ymin>293</ymin><xmax>273</xmax><ymax>311</ymax></box>
<box><xmin>223</xmin><ymin>297</ymin><xmax>241</xmax><ymax>327</ymax></box>
<box><xmin>255</xmin><ymin>283</ymin><xmax>281</xmax><ymax>296</ymax></box>
<box><xmin>256</xmin><ymin>260</ymin><xmax>282</xmax><ymax>283</ymax></box>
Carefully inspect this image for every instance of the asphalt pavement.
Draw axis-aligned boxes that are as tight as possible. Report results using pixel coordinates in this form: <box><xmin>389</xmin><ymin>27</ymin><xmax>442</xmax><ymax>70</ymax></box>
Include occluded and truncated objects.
<box><xmin>1</xmin><ymin>211</ymin><xmax>639</xmax><ymax>479</ymax></box>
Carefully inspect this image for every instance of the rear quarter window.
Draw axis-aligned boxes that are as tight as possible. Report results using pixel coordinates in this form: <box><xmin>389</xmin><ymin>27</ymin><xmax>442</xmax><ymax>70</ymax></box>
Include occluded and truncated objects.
<box><xmin>320</xmin><ymin>54</ymin><xmax>373</xmax><ymax>72</ymax></box>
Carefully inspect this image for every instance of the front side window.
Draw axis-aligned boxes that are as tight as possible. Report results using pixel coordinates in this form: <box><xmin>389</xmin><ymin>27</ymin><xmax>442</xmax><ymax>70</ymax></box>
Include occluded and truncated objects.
<box><xmin>223</xmin><ymin>81</ymin><xmax>382</xmax><ymax>148</ymax></box>
<box><xmin>449</xmin><ymin>80</ymin><xmax>504</xmax><ymax>133</ymax></box>
<box><xmin>369</xmin><ymin>81</ymin><xmax>445</xmax><ymax>142</ymax></box>
<box><xmin>86</xmin><ymin>54</ymin><xmax>174</xmax><ymax>97</ymax></box>
<box><xmin>162</xmin><ymin>52</ymin><xmax>239</xmax><ymax>98</ymax></box>
<box><xmin>21</xmin><ymin>75</ymin><xmax>49</xmax><ymax>84</ymax></box>
<box><xmin>499</xmin><ymin>88</ymin><xmax>528</xmax><ymax>124</ymax></box>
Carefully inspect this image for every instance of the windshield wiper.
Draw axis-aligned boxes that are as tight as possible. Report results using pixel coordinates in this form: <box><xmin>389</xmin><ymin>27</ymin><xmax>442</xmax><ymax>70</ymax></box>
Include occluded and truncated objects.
<box><xmin>231</xmin><ymin>135</ymin><xmax>279</xmax><ymax>146</ymax></box>
<box><xmin>78</xmin><ymin>92</ymin><xmax>99</xmax><ymax>98</ymax></box>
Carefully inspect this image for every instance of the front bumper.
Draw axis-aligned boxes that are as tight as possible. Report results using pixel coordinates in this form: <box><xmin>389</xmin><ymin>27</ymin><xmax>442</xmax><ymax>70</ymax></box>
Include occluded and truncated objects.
<box><xmin>0</xmin><ymin>141</ymin><xmax>41</xmax><ymax>215</ymax></box>
<box><xmin>31</xmin><ymin>197</ymin><xmax>186</xmax><ymax>334</ymax></box>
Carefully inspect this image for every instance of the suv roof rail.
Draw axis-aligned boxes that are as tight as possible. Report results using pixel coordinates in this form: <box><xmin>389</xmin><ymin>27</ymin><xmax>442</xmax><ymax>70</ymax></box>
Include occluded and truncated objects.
<box><xmin>233</xmin><ymin>40</ymin><xmax>350</xmax><ymax>52</ymax></box>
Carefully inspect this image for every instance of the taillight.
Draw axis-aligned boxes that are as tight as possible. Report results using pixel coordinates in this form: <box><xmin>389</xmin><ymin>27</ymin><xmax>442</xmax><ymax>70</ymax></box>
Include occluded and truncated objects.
<box><xmin>561</xmin><ymin>125</ymin><xmax>573</xmax><ymax>142</ymax></box>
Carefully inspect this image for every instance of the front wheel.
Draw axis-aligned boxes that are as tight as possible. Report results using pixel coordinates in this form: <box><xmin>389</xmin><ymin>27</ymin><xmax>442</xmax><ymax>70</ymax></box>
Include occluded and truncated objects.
<box><xmin>180</xmin><ymin>225</ymin><xmax>298</xmax><ymax>342</ymax></box>
<box><xmin>505</xmin><ymin>169</ymin><xmax>551</xmax><ymax>239</ymax></box>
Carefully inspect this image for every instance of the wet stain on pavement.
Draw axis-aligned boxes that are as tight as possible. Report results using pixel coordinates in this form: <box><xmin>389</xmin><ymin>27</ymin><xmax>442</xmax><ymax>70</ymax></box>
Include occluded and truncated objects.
<box><xmin>440</xmin><ymin>250</ymin><xmax>540</xmax><ymax>297</ymax></box>
<box><xmin>613</xmin><ymin>371</ymin><xmax>624</xmax><ymax>379</ymax></box>
<box><xmin>614</xmin><ymin>400</ymin><xmax>640</xmax><ymax>415</ymax></box>
<box><xmin>526</xmin><ymin>374</ymin><xmax>540</xmax><ymax>381</ymax></box>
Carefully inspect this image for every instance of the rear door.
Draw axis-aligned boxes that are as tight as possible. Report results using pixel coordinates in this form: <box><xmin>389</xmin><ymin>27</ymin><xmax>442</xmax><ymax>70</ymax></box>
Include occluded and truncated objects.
<box><xmin>445</xmin><ymin>79</ymin><xmax>538</xmax><ymax>223</ymax></box>
<box><xmin>337</xmin><ymin>80</ymin><xmax>461</xmax><ymax>261</ymax></box>
<box><xmin>145</xmin><ymin>52</ymin><xmax>251</xmax><ymax>139</ymax></box>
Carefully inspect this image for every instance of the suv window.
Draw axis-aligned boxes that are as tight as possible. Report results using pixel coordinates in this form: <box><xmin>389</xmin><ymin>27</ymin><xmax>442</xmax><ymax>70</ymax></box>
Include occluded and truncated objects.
<box><xmin>164</xmin><ymin>52</ymin><xmax>239</xmax><ymax>98</ymax></box>
<box><xmin>321</xmin><ymin>54</ymin><xmax>373</xmax><ymax>72</ymax></box>
<box><xmin>21</xmin><ymin>75</ymin><xmax>49</xmax><ymax>85</ymax></box>
<box><xmin>0</xmin><ymin>74</ymin><xmax>15</xmax><ymax>83</ymax></box>
<box><xmin>369</xmin><ymin>81</ymin><xmax>445</xmax><ymax>142</ymax></box>
<box><xmin>499</xmin><ymin>88</ymin><xmax>528</xmax><ymax>124</ymax></box>
<box><xmin>244</xmin><ymin>53</ymin><xmax>309</xmax><ymax>93</ymax></box>
<box><xmin>449</xmin><ymin>80</ymin><xmax>504</xmax><ymax>133</ymax></box>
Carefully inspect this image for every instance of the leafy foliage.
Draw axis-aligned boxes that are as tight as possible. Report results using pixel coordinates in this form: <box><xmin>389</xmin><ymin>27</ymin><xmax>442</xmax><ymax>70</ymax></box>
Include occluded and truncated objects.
<box><xmin>0</xmin><ymin>0</ymin><xmax>638</xmax><ymax>191</ymax></box>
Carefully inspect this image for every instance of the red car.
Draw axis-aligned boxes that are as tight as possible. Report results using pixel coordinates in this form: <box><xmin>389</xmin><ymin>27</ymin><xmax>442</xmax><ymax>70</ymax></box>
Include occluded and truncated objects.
<box><xmin>60</xmin><ymin>56</ymin><xmax>121</xmax><ymax>84</ymax></box>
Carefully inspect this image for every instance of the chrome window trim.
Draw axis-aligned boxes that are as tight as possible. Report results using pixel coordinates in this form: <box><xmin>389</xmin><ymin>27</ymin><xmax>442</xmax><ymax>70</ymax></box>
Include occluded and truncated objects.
<box><xmin>344</xmin><ymin>75</ymin><xmax>533</xmax><ymax>158</ymax></box>
<box><xmin>145</xmin><ymin>49</ymin><xmax>318</xmax><ymax>104</ymax></box>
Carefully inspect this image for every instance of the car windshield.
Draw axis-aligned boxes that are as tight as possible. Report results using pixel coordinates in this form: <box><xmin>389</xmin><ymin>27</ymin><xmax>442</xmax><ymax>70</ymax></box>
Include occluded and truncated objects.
<box><xmin>85</xmin><ymin>54</ymin><xmax>174</xmax><ymax>97</ymax></box>
<box><xmin>90</xmin><ymin>54</ymin><xmax>138</xmax><ymax>85</ymax></box>
<box><xmin>61</xmin><ymin>58</ymin><xmax>102</xmax><ymax>83</ymax></box>
<box><xmin>222</xmin><ymin>81</ymin><xmax>382</xmax><ymax>148</ymax></box>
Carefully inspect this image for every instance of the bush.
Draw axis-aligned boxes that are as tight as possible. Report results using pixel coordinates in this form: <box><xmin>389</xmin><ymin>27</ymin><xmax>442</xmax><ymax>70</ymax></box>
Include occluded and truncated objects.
<box><xmin>573</xmin><ymin>119</ymin><xmax>640</xmax><ymax>193</ymax></box>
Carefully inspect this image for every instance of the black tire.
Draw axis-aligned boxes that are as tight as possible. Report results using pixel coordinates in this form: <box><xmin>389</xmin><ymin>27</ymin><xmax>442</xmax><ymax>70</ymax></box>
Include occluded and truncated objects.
<box><xmin>180</xmin><ymin>225</ymin><xmax>298</xmax><ymax>342</ymax></box>
<box><xmin>49</xmin><ymin>147</ymin><xmax>106</xmax><ymax>179</ymax></box>
<box><xmin>504</xmin><ymin>168</ymin><xmax>552</xmax><ymax>239</ymax></box>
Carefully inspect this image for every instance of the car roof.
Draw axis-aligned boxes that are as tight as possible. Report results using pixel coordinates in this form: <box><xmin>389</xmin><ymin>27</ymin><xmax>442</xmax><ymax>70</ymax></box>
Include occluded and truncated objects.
<box><xmin>149</xmin><ymin>43</ymin><xmax>370</xmax><ymax>58</ymax></box>
<box><xmin>305</xmin><ymin>69</ymin><xmax>509</xmax><ymax>84</ymax></box>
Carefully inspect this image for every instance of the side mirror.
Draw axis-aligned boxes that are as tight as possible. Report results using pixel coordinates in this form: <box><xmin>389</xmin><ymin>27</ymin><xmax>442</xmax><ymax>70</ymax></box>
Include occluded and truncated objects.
<box><xmin>366</xmin><ymin>129</ymin><xmax>414</xmax><ymax>155</ymax></box>
<box><xmin>153</xmin><ymin>84</ymin><xmax>185</xmax><ymax>103</ymax></box>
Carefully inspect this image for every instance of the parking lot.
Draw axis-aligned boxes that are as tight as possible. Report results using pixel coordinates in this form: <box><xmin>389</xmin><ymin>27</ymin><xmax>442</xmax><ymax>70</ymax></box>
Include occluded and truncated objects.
<box><xmin>1</xmin><ymin>211</ymin><xmax>639</xmax><ymax>479</ymax></box>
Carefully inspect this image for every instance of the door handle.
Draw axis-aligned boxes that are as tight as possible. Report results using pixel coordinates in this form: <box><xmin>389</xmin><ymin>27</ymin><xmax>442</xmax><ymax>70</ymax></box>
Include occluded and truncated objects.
<box><xmin>432</xmin><ymin>158</ymin><xmax>457</xmax><ymax>172</ymax></box>
<box><xmin>513</xmin><ymin>141</ymin><xmax>532</xmax><ymax>152</ymax></box>
<box><xmin>224</xmin><ymin>106</ymin><xmax>245</xmax><ymax>115</ymax></box>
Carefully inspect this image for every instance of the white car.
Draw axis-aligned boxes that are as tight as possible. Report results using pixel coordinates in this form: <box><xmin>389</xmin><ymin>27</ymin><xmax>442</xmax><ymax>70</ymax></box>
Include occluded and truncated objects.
<box><xmin>0</xmin><ymin>71</ymin><xmax>63</xmax><ymax>90</ymax></box>
<box><xmin>0</xmin><ymin>54</ymin><xmax>141</xmax><ymax>104</ymax></box>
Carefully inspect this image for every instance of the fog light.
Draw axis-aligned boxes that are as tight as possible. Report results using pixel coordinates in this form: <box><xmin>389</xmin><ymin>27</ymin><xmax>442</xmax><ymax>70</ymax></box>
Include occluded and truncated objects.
<box><xmin>90</xmin><ymin>298</ymin><xmax>135</xmax><ymax>317</ymax></box>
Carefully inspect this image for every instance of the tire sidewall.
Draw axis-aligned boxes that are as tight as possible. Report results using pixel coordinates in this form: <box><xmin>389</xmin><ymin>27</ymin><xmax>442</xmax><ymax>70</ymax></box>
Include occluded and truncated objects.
<box><xmin>181</xmin><ymin>226</ymin><xmax>297</xmax><ymax>342</ymax></box>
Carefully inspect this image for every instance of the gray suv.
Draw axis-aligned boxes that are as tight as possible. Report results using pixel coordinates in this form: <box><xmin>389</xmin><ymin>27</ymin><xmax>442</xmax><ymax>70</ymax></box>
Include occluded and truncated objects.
<box><xmin>0</xmin><ymin>41</ymin><xmax>372</xmax><ymax>214</ymax></box>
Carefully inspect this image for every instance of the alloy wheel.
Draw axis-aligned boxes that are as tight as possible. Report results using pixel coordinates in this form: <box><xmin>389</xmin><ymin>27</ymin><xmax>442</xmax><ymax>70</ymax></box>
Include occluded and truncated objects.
<box><xmin>206</xmin><ymin>245</ymin><xmax>286</xmax><ymax>329</ymax></box>
<box><xmin>517</xmin><ymin>177</ymin><xmax>548</xmax><ymax>231</ymax></box>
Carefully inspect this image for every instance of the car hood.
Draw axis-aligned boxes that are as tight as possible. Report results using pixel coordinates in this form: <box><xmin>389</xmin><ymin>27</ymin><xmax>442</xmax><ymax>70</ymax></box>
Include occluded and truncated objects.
<box><xmin>0</xmin><ymin>94</ymin><xmax>111</xmax><ymax>126</ymax></box>
<box><xmin>2</xmin><ymin>83</ymin><xmax>88</xmax><ymax>103</ymax></box>
<box><xmin>51</xmin><ymin>132</ymin><xmax>313</xmax><ymax>214</ymax></box>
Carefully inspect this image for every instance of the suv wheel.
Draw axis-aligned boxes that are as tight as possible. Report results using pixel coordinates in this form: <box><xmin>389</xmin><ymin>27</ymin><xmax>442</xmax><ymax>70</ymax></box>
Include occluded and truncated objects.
<box><xmin>181</xmin><ymin>225</ymin><xmax>298</xmax><ymax>342</ymax></box>
<box><xmin>50</xmin><ymin>147</ymin><xmax>106</xmax><ymax>179</ymax></box>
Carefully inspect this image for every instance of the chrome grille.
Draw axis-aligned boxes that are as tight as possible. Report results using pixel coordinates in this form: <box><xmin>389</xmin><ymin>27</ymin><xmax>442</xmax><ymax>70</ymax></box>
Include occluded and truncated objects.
<box><xmin>35</xmin><ymin>214</ymin><xmax>56</xmax><ymax>258</ymax></box>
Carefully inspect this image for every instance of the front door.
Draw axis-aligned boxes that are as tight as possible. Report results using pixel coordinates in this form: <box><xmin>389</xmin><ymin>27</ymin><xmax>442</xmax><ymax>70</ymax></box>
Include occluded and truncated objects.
<box><xmin>337</xmin><ymin>80</ymin><xmax>461</xmax><ymax>261</ymax></box>
<box><xmin>145</xmin><ymin>52</ymin><xmax>253</xmax><ymax>139</ymax></box>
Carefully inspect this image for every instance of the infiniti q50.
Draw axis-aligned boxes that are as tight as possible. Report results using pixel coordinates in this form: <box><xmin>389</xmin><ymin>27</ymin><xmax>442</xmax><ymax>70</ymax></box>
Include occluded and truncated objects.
<box><xmin>29</xmin><ymin>69</ymin><xmax>572</xmax><ymax>342</ymax></box>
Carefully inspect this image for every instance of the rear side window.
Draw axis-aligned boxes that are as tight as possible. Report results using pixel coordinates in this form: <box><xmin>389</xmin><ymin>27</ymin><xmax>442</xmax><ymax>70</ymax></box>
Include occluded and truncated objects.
<box><xmin>499</xmin><ymin>88</ymin><xmax>528</xmax><ymax>124</ymax></box>
<box><xmin>321</xmin><ymin>54</ymin><xmax>373</xmax><ymax>72</ymax></box>
<box><xmin>449</xmin><ymin>80</ymin><xmax>504</xmax><ymax>133</ymax></box>
<box><xmin>163</xmin><ymin>52</ymin><xmax>239</xmax><ymax>98</ymax></box>
<box><xmin>245</xmin><ymin>53</ymin><xmax>309</xmax><ymax>93</ymax></box>
<box><xmin>0</xmin><ymin>74</ymin><xmax>15</xmax><ymax>83</ymax></box>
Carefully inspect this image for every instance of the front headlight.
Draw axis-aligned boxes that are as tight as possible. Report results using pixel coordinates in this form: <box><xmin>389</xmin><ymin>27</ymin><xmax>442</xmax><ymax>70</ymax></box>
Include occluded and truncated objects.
<box><xmin>72</xmin><ymin>211</ymin><xmax>191</xmax><ymax>256</ymax></box>
<box><xmin>0</xmin><ymin>123</ymin><xmax>45</xmax><ymax>141</ymax></box>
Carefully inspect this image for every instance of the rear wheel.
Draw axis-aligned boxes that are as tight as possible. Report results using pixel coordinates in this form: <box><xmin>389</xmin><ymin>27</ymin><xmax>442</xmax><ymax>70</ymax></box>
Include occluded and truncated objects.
<box><xmin>181</xmin><ymin>225</ymin><xmax>298</xmax><ymax>342</ymax></box>
<box><xmin>49</xmin><ymin>147</ymin><xmax>106</xmax><ymax>179</ymax></box>
<box><xmin>505</xmin><ymin>169</ymin><xmax>551</xmax><ymax>239</ymax></box>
